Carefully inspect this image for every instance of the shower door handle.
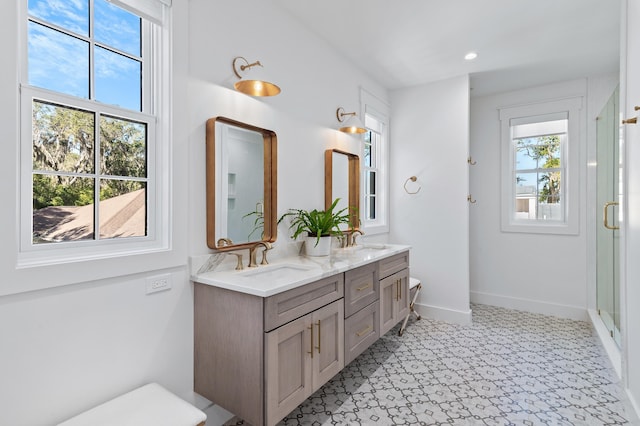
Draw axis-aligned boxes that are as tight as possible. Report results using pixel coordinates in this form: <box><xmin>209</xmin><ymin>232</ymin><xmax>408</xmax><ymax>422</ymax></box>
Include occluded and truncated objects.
<box><xmin>603</xmin><ymin>202</ymin><xmax>619</xmax><ymax>230</ymax></box>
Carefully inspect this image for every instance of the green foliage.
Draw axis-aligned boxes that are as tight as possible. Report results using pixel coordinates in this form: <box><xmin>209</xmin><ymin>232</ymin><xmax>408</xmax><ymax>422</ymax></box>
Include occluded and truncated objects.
<box><xmin>278</xmin><ymin>198</ymin><xmax>353</xmax><ymax>247</ymax></box>
<box><xmin>31</xmin><ymin>101</ymin><xmax>147</xmax><ymax>210</ymax></box>
<box><xmin>517</xmin><ymin>135</ymin><xmax>561</xmax><ymax>204</ymax></box>
<box><xmin>243</xmin><ymin>209</ymin><xmax>264</xmax><ymax>241</ymax></box>
<box><xmin>32</xmin><ymin>174</ymin><xmax>94</xmax><ymax>209</ymax></box>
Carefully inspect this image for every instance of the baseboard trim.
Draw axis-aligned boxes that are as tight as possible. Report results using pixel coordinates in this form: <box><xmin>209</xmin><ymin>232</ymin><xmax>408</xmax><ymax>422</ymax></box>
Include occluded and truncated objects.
<box><xmin>587</xmin><ymin>309</ymin><xmax>621</xmax><ymax>379</ymax></box>
<box><xmin>414</xmin><ymin>302</ymin><xmax>472</xmax><ymax>325</ymax></box>
<box><xmin>470</xmin><ymin>291</ymin><xmax>588</xmax><ymax>321</ymax></box>
<box><xmin>626</xmin><ymin>388</ymin><xmax>640</xmax><ymax>424</ymax></box>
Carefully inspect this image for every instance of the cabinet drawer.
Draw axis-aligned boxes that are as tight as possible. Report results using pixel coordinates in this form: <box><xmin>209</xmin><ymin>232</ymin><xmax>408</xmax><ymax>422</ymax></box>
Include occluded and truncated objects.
<box><xmin>344</xmin><ymin>301</ymin><xmax>379</xmax><ymax>365</ymax></box>
<box><xmin>264</xmin><ymin>274</ymin><xmax>344</xmax><ymax>332</ymax></box>
<box><xmin>344</xmin><ymin>263</ymin><xmax>378</xmax><ymax>318</ymax></box>
<box><xmin>378</xmin><ymin>251</ymin><xmax>410</xmax><ymax>279</ymax></box>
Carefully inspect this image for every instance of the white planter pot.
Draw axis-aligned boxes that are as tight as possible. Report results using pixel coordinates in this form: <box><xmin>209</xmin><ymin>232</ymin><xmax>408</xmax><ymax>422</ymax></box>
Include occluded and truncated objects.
<box><xmin>305</xmin><ymin>235</ymin><xmax>332</xmax><ymax>256</ymax></box>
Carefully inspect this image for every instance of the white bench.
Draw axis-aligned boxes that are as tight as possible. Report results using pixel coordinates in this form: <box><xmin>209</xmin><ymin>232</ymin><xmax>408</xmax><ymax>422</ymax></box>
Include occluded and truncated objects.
<box><xmin>57</xmin><ymin>383</ymin><xmax>207</xmax><ymax>426</ymax></box>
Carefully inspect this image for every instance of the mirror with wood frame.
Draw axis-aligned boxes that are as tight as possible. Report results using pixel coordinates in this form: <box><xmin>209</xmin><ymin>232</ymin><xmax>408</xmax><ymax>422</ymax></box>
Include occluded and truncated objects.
<box><xmin>206</xmin><ymin>117</ymin><xmax>277</xmax><ymax>250</ymax></box>
<box><xmin>324</xmin><ymin>149</ymin><xmax>360</xmax><ymax>230</ymax></box>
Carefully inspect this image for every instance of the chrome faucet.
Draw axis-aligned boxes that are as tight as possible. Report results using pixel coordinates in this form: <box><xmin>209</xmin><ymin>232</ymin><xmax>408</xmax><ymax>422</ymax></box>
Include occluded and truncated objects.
<box><xmin>228</xmin><ymin>252</ymin><xmax>244</xmax><ymax>270</ymax></box>
<box><xmin>217</xmin><ymin>238</ymin><xmax>233</xmax><ymax>248</ymax></box>
<box><xmin>349</xmin><ymin>229</ymin><xmax>364</xmax><ymax>247</ymax></box>
<box><xmin>249</xmin><ymin>241</ymin><xmax>273</xmax><ymax>267</ymax></box>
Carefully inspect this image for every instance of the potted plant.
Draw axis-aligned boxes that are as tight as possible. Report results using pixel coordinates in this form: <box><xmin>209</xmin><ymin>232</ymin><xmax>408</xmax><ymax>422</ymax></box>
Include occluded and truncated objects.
<box><xmin>279</xmin><ymin>198</ymin><xmax>354</xmax><ymax>256</ymax></box>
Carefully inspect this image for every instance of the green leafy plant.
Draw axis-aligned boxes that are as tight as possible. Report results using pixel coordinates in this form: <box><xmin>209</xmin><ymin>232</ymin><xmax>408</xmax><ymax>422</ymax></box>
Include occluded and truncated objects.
<box><xmin>243</xmin><ymin>209</ymin><xmax>264</xmax><ymax>241</ymax></box>
<box><xmin>278</xmin><ymin>198</ymin><xmax>354</xmax><ymax>247</ymax></box>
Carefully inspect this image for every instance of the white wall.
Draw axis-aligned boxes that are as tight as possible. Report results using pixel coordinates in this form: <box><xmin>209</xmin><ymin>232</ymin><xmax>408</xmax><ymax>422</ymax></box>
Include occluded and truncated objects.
<box><xmin>389</xmin><ymin>76</ymin><xmax>471</xmax><ymax>324</ymax></box>
<box><xmin>0</xmin><ymin>2</ymin><xmax>193</xmax><ymax>425</ymax></box>
<box><xmin>621</xmin><ymin>0</ymin><xmax>640</xmax><ymax>416</ymax></box>
<box><xmin>469</xmin><ymin>76</ymin><xmax>617</xmax><ymax>321</ymax></box>
<box><xmin>0</xmin><ymin>0</ymin><xmax>389</xmax><ymax>424</ymax></box>
<box><xmin>187</xmin><ymin>0</ymin><xmax>387</xmax><ymax>260</ymax></box>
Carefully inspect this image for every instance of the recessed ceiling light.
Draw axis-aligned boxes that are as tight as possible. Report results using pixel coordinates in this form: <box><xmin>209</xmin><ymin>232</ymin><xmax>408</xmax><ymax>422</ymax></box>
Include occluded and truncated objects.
<box><xmin>464</xmin><ymin>52</ymin><xmax>478</xmax><ymax>61</ymax></box>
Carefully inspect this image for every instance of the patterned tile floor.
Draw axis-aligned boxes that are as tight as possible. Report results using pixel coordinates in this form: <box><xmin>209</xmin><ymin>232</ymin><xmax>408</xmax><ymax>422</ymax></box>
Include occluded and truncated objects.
<box><xmin>225</xmin><ymin>304</ymin><xmax>636</xmax><ymax>425</ymax></box>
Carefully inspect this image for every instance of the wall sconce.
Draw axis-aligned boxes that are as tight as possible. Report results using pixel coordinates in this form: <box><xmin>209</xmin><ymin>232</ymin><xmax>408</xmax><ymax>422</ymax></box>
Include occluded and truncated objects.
<box><xmin>232</xmin><ymin>56</ymin><xmax>281</xmax><ymax>97</ymax></box>
<box><xmin>336</xmin><ymin>107</ymin><xmax>367</xmax><ymax>134</ymax></box>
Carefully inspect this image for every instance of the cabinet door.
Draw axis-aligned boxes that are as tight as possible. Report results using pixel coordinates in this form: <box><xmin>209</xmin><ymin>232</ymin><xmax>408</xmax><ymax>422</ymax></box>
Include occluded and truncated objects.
<box><xmin>395</xmin><ymin>269</ymin><xmax>410</xmax><ymax>323</ymax></box>
<box><xmin>344</xmin><ymin>263</ymin><xmax>378</xmax><ymax>317</ymax></box>
<box><xmin>311</xmin><ymin>299</ymin><xmax>344</xmax><ymax>389</ymax></box>
<box><xmin>379</xmin><ymin>268</ymin><xmax>410</xmax><ymax>335</ymax></box>
<box><xmin>265</xmin><ymin>314</ymin><xmax>313</xmax><ymax>426</ymax></box>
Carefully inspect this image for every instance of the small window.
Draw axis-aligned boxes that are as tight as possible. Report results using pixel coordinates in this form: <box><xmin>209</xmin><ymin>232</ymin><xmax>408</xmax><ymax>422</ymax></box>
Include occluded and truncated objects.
<box><xmin>500</xmin><ymin>98</ymin><xmax>582</xmax><ymax>234</ymax></box>
<box><xmin>360</xmin><ymin>89</ymin><xmax>390</xmax><ymax>235</ymax></box>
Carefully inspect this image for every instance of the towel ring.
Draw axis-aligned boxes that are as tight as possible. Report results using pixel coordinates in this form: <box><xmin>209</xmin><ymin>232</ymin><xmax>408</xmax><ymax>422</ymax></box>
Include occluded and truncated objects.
<box><xmin>404</xmin><ymin>176</ymin><xmax>421</xmax><ymax>194</ymax></box>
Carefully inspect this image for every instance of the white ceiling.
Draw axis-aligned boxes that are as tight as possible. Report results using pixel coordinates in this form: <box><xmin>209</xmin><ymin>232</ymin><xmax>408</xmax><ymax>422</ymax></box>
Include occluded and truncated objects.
<box><xmin>273</xmin><ymin>0</ymin><xmax>621</xmax><ymax>96</ymax></box>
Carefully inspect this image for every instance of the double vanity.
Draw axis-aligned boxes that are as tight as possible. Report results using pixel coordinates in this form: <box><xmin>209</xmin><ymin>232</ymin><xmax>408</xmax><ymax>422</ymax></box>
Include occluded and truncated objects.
<box><xmin>198</xmin><ymin>116</ymin><xmax>410</xmax><ymax>425</ymax></box>
<box><xmin>192</xmin><ymin>245</ymin><xmax>411</xmax><ymax>426</ymax></box>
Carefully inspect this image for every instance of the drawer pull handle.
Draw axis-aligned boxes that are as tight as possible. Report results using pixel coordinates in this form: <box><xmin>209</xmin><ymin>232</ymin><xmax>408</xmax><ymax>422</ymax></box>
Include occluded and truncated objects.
<box><xmin>315</xmin><ymin>320</ymin><xmax>321</xmax><ymax>354</ymax></box>
<box><xmin>356</xmin><ymin>325</ymin><xmax>372</xmax><ymax>337</ymax></box>
<box><xmin>308</xmin><ymin>324</ymin><xmax>314</xmax><ymax>358</ymax></box>
<box><xmin>356</xmin><ymin>283</ymin><xmax>372</xmax><ymax>291</ymax></box>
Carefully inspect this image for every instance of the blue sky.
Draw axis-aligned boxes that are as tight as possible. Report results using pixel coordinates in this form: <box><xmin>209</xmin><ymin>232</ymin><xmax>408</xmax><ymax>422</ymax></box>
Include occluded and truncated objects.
<box><xmin>28</xmin><ymin>0</ymin><xmax>142</xmax><ymax>111</ymax></box>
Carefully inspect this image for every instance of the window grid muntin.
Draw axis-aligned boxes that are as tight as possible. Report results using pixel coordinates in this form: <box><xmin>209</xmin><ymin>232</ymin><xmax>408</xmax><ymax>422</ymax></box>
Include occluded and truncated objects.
<box><xmin>27</xmin><ymin>2</ymin><xmax>144</xmax><ymax>112</ymax></box>
<box><xmin>511</xmin><ymin>126</ymin><xmax>567</xmax><ymax>223</ymax></box>
<box><xmin>363</xmin><ymin>129</ymin><xmax>380</xmax><ymax>221</ymax></box>
<box><xmin>29</xmin><ymin>95</ymin><xmax>149</xmax><ymax>245</ymax></box>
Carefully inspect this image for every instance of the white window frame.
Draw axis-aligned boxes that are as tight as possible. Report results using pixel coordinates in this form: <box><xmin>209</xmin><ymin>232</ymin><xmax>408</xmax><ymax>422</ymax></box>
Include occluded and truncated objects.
<box><xmin>500</xmin><ymin>97</ymin><xmax>582</xmax><ymax>235</ymax></box>
<box><xmin>360</xmin><ymin>88</ymin><xmax>390</xmax><ymax>235</ymax></box>
<box><xmin>17</xmin><ymin>0</ymin><xmax>172</xmax><ymax>268</ymax></box>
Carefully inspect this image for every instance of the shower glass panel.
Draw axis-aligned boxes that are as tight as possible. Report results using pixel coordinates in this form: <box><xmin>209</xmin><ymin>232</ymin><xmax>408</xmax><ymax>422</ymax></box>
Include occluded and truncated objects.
<box><xmin>596</xmin><ymin>86</ymin><xmax>621</xmax><ymax>346</ymax></box>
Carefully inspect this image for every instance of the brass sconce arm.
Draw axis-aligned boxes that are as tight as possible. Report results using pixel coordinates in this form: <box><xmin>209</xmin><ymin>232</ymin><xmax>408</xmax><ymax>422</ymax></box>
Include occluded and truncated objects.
<box><xmin>232</xmin><ymin>57</ymin><xmax>262</xmax><ymax>78</ymax></box>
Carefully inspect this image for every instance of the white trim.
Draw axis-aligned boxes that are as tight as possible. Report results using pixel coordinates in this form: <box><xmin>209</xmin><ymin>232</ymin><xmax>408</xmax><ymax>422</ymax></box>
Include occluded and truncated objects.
<box><xmin>500</xmin><ymin>97</ymin><xmax>583</xmax><ymax>235</ymax></box>
<box><xmin>588</xmin><ymin>309</ymin><xmax>622</xmax><ymax>379</ymax></box>
<box><xmin>470</xmin><ymin>290</ymin><xmax>588</xmax><ymax>321</ymax></box>
<box><xmin>360</xmin><ymin>88</ymin><xmax>390</xmax><ymax>235</ymax></box>
<box><xmin>413</xmin><ymin>302</ymin><xmax>472</xmax><ymax>326</ymax></box>
<box><xmin>14</xmin><ymin>2</ymin><xmax>173</xmax><ymax>275</ymax></box>
<box><xmin>106</xmin><ymin>0</ymin><xmax>170</xmax><ymax>26</ymax></box>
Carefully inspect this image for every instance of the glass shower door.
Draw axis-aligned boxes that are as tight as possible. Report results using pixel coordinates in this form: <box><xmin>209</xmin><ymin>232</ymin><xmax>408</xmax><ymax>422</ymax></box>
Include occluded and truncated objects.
<box><xmin>596</xmin><ymin>87</ymin><xmax>621</xmax><ymax>346</ymax></box>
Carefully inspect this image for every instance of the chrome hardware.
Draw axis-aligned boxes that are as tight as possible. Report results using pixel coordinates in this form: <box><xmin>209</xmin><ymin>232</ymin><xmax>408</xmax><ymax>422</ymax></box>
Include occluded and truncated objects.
<box><xmin>217</xmin><ymin>238</ymin><xmax>233</xmax><ymax>247</ymax></box>
<box><xmin>315</xmin><ymin>320</ymin><xmax>321</xmax><ymax>354</ymax></box>
<box><xmin>228</xmin><ymin>252</ymin><xmax>244</xmax><ymax>270</ymax></box>
<box><xmin>356</xmin><ymin>283</ymin><xmax>372</xmax><ymax>292</ymax></box>
<box><xmin>603</xmin><ymin>202</ymin><xmax>619</xmax><ymax>230</ymax></box>
<box><xmin>356</xmin><ymin>325</ymin><xmax>372</xmax><ymax>337</ymax></box>
<box><xmin>248</xmin><ymin>241</ymin><xmax>272</xmax><ymax>267</ymax></box>
<box><xmin>350</xmin><ymin>229</ymin><xmax>364</xmax><ymax>247</ymax></box>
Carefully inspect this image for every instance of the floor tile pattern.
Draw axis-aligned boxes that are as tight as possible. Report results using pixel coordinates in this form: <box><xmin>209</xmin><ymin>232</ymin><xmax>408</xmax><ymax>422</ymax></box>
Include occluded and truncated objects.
<box><xmin>225</xmin><ymin>304</ymin><xmax>633</xmax><ymax>425</ymax></box>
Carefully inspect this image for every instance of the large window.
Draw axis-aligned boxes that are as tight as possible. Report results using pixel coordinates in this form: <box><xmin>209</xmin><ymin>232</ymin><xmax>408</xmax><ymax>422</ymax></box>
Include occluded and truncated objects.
<box><xmin>19</xmin><ymin>0</ymin><xmax>169</xmax><ymax>265</ymax></box>
<box><xmin>500</xmin><ymin>98</ymin><xmax>582</xmax><ymax>234</ymax></box>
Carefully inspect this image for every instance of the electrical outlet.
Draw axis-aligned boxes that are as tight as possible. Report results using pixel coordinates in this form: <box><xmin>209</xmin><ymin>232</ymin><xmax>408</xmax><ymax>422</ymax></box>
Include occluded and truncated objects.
<box><xmin>146</xmin><ymin>273</ymin><xmax>172</xmax><ymax>294</ymax></box>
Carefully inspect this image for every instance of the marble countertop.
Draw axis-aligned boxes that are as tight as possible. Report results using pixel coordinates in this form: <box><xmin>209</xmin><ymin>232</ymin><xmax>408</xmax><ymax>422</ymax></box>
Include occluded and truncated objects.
<box><xmin>191</xmin><ymin>243</ymin><xmax>411</xmax><ymax>297</ymax></box>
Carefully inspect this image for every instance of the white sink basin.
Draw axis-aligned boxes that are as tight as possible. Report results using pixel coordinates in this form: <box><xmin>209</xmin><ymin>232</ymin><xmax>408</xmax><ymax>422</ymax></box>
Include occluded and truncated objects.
<box><xmin>240</xmin><ymin>264</ymin><xmax>313</xmax><ymax>280</ymax></box>
<box><xmin>336</xmin><ymin>244</ymin><xmax>388</xmax><ymax>253</ymax></box>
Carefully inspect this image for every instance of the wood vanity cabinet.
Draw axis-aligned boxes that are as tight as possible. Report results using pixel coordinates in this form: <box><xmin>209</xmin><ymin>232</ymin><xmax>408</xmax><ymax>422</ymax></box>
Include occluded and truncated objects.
<box><xmin>193</xmin><ymin>249</ymin><xmax>410</xmax><ymax>426</ymax></box>
<box><xmin>194</xmin><ymin>273</ymin><xmax>344</xmax><ymax>426</ymax></box>
<box><xmin>378</xmin><ymin>252</ymin><xmax>410</xmax><ymax>335</ymax></box>
<box><xmin>344</xmin><ymin>262</ymin><xmax>380</xmax><ymax>365</ymax></box>
<box><xmin>265</xmin><ymin>299</ymin><xmax>343</xmax><ymax>426</ymax></box>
